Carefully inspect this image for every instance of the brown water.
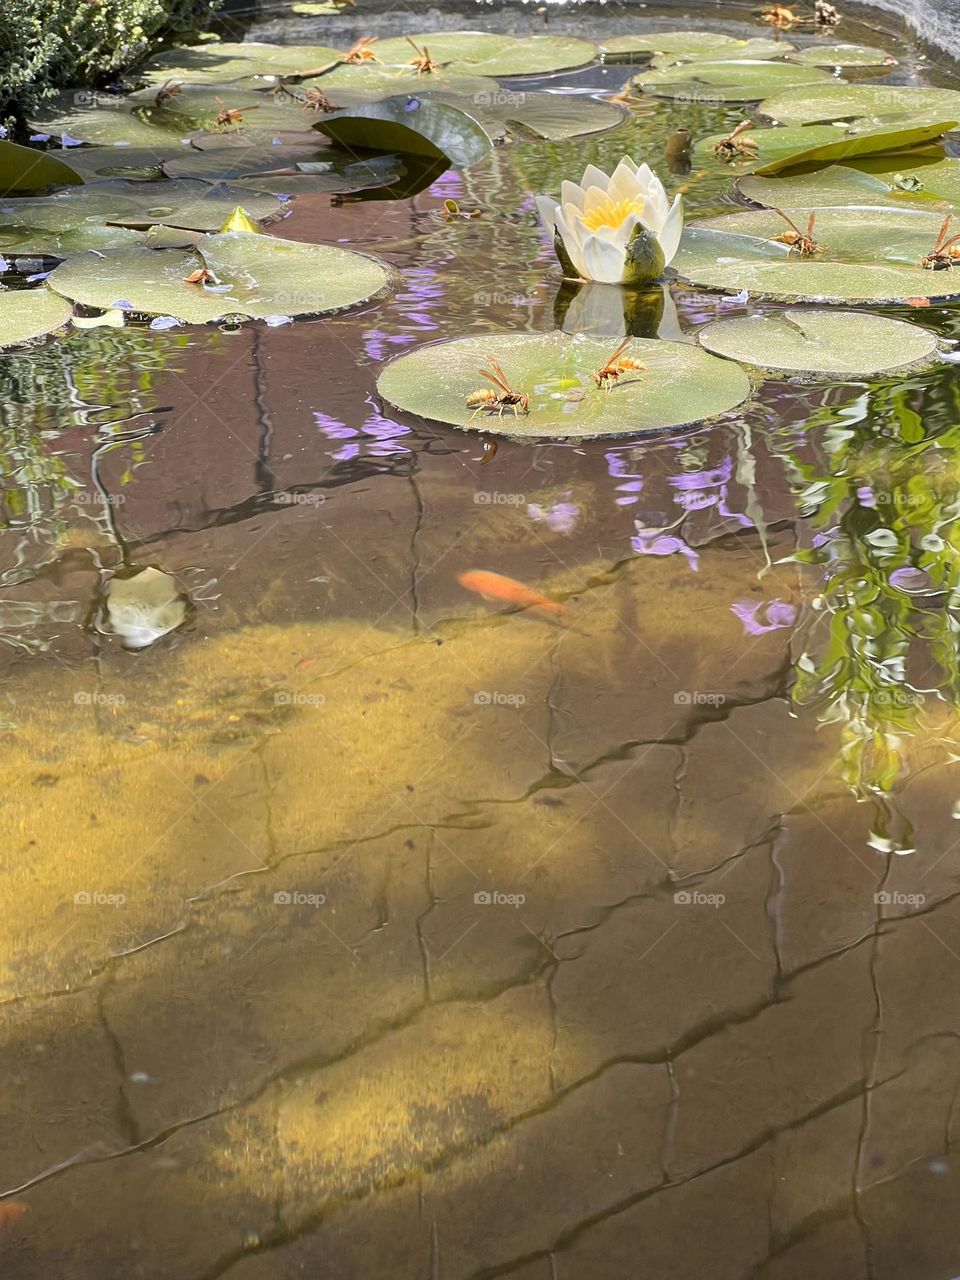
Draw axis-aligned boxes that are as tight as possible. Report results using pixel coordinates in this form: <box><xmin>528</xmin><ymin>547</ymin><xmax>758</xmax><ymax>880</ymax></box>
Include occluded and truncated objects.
<box><xmin>4</xmin><ymin>2</ymin><xmax>960</xmax><ymax>1277</ymax></box>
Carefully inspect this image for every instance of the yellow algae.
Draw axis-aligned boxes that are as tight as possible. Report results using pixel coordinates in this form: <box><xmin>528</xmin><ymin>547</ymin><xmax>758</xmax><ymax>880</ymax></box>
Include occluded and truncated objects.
<box><xmin>270</xmin><ymin>984</ymin><xmax>553</xmax><ymax>1218</ymax></box>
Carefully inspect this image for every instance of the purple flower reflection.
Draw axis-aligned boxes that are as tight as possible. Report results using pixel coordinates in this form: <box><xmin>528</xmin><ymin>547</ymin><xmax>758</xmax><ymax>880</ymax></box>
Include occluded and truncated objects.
<box><xmin>731</xmin><ymin>598</ymin><xmax>798</xmax><ymax>635</ymax></box>
<box><xmin>669</xmin><ymin>456</ymin><xmax>752</xmax><ymax>527</ymax></box>
<box><xmin>528</xmin><ymin>496</ymin><xmax>580</xmax><ymax>535</ymax></box>
<box><xmin>313</xmin><ymin>407</ymin><xmax>409</xmax><ymax>461</ymax></box>
<box><xmin>889</xmin><ymin>566</ymin><xmax>934</xmax><ymax>594</ymax></box>
<box><xmin>605</xmin><ymin>450</ymin><xmax>644</xmax><ymax>506</ymax></box>
<box><xmin>632</xmin><ymin>527</ymin><xmax>700</xmax><ymax>571</ymax></box>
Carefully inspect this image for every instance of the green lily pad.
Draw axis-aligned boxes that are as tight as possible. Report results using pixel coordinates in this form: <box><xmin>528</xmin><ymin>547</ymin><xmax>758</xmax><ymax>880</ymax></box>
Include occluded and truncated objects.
<box><xmin>162</xmin><ymin>135</ymin><xmax>402</xmax><ymax>192</ymax></box>
<box><xmin>786</xmin><ymin>43</ymin><xmax>897</xmax><ymax>68</ymax></box>
<box><xmin>649</xmin><ymin>38</ymin><xmax>793</xmax><ymax>67</ymax></box>
<box><xmin>600</xmin><ymin>31</ymin><xmax>772</xmax><ymax>60</ymax></box>
<box><xmin>48</xmin><ymin>234</ymin><xmax>394</xmax><ymax>322</ymax></box>
<box><xmin>696</xmin><ymin>310</ymin><xmax>938</xmax><ymax>374</ymax></box>
<box><xmin>300</xmin><ymin>65</ymin><xmax>500</xmax><ymax>107</ymax></box>
<box><xmin>0</xmin><ymin>139</ymin><xmax>84</xmax><ymax>193</ymax></box>
<box><xmin>48</xmin><ymin>246</ymin><xmax>238</xmax><ymax>322</ymax></box>
<box><xmin>634</xmin><ymin>60</ymin><xmax>836</xmax><ymax>104</ymax></box>
<box><xmin>758</xmin><ymin>84</ymin><xmax>960</xmax><ymax>125</ymax></box>
<box><xmin>314</xmin><ymin>95</ymin><xmax>490</xmax><ymax>167</ymax></box>
<box><xmin>195</xmin><ymin>231</ymin><xmax>395</xmax><ymax>318</ymax></box>
<box><xmin>739</xmin><ymin>156</ymin><xmax>960</xmax><ymax>211</ymax></box>
<box><xmin>695</xmin><ymin>118</ymin><xmax>957</xmax><ymax>175</ymax></box>
<box><xmin>139</xmin><ymin>41</ymin><xmax>343</xmax><ymax>86</ymax></box>
<box><xmin>375</xmin><ymin>332</ymin><xmax>751</xmax><ymax>440</ymax></box>
<box><xmin>99</xmin><ymin>179</ymin><xmax>281</xmax><ymax>230</ymax></box>
<box><xmin>674</xmin><ymin>207</ymin><xmax>960</xmax><ymax>303</ymax></box>
<box><xmin>63</xmin><ymin>145</ymin><xmax>188</xmax><ymax>181</ymax></box>
<box><xmin>479</xmin><ymin>94</ymin><xmax>626</xmax><ymax>142</ymax></box>
<box><xmin>0</xmin><ymin>288</ymin><xmax>73</xmax><ymax>347</ymax></box>
<box><xmin>32</xmin><ymin>85</ymin><xmax>305</xmax><ymax>147</ymax></box>
<box><xmin>370</xmin><ymin>32</ymin><xmax>517</xmax><ymax>66</ymax></box>
<box><xmin>454</xmin><ymin>35</ymin><xmax>598</xmax><ymax>77</ymax></box>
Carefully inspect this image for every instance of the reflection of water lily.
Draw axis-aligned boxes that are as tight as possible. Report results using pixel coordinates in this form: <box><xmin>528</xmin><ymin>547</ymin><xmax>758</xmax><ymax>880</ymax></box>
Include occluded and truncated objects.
<box><xmin>732</xmin><ymin>598</ymin><xmax>798</xmax><ymax>635</ymax></box>
<box><xmin>105</xmin><ymin>568</ymin><xmax>187</xmax><ymax>651</ymax></box>
<box><xmin>528</xmin><ymin>495</ymin><xmax>579</xmax><ymax>534</ymax></box>
<box><xmin>535</xmin><ymin>158</ymin><xmax>683</xmax><ymax>285</ymax></box>
<box><xmin>631</xmin><ymin>524</ymin><xmax>699</xmax><ymax>571</ymax></box>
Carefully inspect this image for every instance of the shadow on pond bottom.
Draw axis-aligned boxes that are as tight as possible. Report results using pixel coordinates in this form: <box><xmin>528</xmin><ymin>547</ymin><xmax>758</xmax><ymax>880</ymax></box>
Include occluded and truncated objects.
<box><xmin>4</xmin><ymin>0</ymin><xmax>960</xmax><ymax>1275</ymax></box>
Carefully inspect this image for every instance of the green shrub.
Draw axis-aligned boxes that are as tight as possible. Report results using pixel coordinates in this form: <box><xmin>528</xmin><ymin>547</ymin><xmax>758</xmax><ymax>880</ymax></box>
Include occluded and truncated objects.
<box><xmin>0</xmin><ymin>0</ymin><xmax>222</xmax><ymax>117</ymax></box>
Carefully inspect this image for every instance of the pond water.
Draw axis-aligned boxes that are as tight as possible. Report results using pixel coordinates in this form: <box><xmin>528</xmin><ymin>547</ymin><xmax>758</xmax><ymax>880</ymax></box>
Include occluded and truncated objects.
<box><xmin>4</xmin><ymin>0</ymin><xmax>960</xmax><ymax>1276</ymax></box>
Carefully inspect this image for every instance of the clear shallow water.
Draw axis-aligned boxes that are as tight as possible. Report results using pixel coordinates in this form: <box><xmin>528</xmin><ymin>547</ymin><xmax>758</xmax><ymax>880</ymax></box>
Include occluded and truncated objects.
<box><xmin>4</xmin><ymin>3</ymin><xmax>960</xmax><ymax>1277</ymax></box>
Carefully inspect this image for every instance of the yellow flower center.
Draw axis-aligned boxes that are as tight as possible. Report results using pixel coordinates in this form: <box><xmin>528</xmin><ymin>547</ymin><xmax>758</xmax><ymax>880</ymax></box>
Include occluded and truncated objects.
<box><xmin>581</xmin><ymin>195</ymin><xmax>645</xmax><ymax>233</ymax></box>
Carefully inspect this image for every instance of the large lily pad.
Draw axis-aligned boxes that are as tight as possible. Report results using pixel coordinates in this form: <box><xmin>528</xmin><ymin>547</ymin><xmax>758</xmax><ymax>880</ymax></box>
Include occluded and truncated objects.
<box><xmin>696</xmin><ymin>310</ymin><xmax>938</xmax><ymax>375</ymax></box>
<box><xmin>479</xmin><ymin>94</ymin><xmax>626</xmax><ymax>142</ymax></box>
<box><xmin>0</xmin><ymin>179</ymin><xmax>279</xmax><ymax>257</ymax></box>
<box><xmin>452</xmin><ymin>36</ymin><xmax>598</xmax><ymax>77</ymax></box>
<box><xmin>97</xmin><ymin>178</ymin><xmax>282</xmax><ymax>231</ymax></box>
<box><xmin>695</xmin><ymin>118</ymin><xmax>957</xmax><ymax>175</ymax></box>
<box><xmin>786</xmin><ymin>44</ymin><xmax>897</xmax><ymax>68</ymax></box>
<box><xmin>0</xmin><ymin>139</ymin><xmax>83</xmax><ymax>193</ymax></box>
<box><xmin>139</xmin><ymin>41</ymin><xmax>343</xmax><ymax>86</ymax></box>
<box><xmin>163</xmin><ymin>135</ymin><xmax>403</xmax><ymax>192</ymax></box>
<box><xmin>600</xmin><ymin>31</ymin><xmax>781</xmax><ymax>60</ymax></box>
<box><xmin>0</xmin><ymin>288</ymin><xmax>73</xmax><ymax>347</ymax></box>
<box><xmin>300</xmin><ymin>65</ymin><xmax>500</xmax><ymax>107</ymax></box>
<box><xmin>48</xmin><ymin>235</ymin><xmax>394</xmax><ymax>322</ymax></box>
<box><xmin>376</xmin><ymin>332</ymin><xmax>751</xmax><ymax>440</ymax></box>
<box><xmin>195</xmin><ymin>231</ymin><xmax>395</xmax><ymax>318</ymax></box>
<box><xmin>674</xmin><ymin>207</ymin><xmax>960</xmax><ymax>303</ymax></box>
<box><xmin>314</xmin><ymin>95</ymin><xmax>490</xmax><ymax>167</ymax></box>
<box><xmin>634</xmin><ymin>60</ymin><xmax>836</xmax><ymax>104</ymax></box>
<box><xmin>63</xmin><ymin>145</ymin><xmax>188</xmax><ymax>181</ymax></box>
<box><xmin>649</xmin><ymin>38</ymin><xmax>792</xmax><ymax>67</ymax></box>
<box><xmin>739</xmin><ymin>156</ymin><xmax>960</xmax><ymax>211</ymax></box>
<box><xmin>371</xmin><ymin>32</ymin><xmax>517</xmax><ymax>66</ymax></box>
<box><xmin>32</xmin><ymin>85</ymin><xmax>305</xmax><ymax>147</ymax></box>
<box><xmin>758</xmin><ymin>84</ymin><xmax>960</xmax><ymax>125</ymax></box>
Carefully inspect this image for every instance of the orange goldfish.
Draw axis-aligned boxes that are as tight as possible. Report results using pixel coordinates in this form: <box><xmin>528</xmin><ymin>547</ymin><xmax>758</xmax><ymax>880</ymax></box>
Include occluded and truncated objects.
<box><xmin>457</xmin><ymin>570</ymin><xmax>563</xmax><ymax>616</ymax></box>
<box><xmin>0</xmin><ymin>1201</ymin><xmax>29</xmax><ymax>1228</ymax></box>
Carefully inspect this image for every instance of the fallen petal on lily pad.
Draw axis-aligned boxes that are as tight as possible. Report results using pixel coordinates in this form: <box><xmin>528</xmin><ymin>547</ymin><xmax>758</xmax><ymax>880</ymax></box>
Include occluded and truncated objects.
<box><xmin>697</xmin><ymin>310</ymin><xmax>939</xmax><ymax>375</ymax></box>
<box><xmin>376</xmin><ymin>332</ymin><xmax>751</xmax><ymax>440</ymax></box>
<box><xmin>0</xmin><ymin>287</ymin><xmax>73</xmax><ymax>347</ymax></box>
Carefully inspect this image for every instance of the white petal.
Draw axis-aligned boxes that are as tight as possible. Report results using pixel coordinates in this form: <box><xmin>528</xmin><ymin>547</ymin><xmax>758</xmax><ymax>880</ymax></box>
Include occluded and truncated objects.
<box><xmin>658</xmin><ymin>195</ymin><xmax>684</xmax><ymax>266</ymax></box>
<box><xmin>579</xmin><ymin>163</ymin><xmax>613</xmax><ymax>194</ymax></box>
<box><xmin>560</xmin><ymin>180</ymin><xmax>586</xmax><ymax>211</ymax></box>
<box><xmin>580</xmin><ymin>232</ymin><xmax>626</xmax><ymax>284</ymax></box>
<box><xmin>619</xmin><ymin>156</ymin><xmax>639</xmax><ymax>175</ymax></box>
<box><xmin>607</xmin><ymin>211</ymin><xmax>643</xmax><ymax>252</ymax></box>
<box><xmin>534</xmin><ymin>194</ymin><xmax>559</xmax><ymax>235</ymax></box>
<box><xmin>555</xmin><ymin>208</ymin><xmax>589</xmax><ymax>277</ymax></box>
<box><xmin>607</xmin><ymin>158</ymin><xmax>642</xmax><ymax>203</ymax></box>
<box><xmin>581</xmin><ymin>184</ymin><xmax>613</xmax><ymax>215</ymax></box>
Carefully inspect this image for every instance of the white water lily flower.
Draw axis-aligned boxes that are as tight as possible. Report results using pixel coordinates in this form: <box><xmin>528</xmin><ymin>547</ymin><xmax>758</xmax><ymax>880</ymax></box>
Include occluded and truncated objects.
<box><xmin>535</xmin><ymin>157</ymin><xmax>684</xmax><ymax>285</ymax></box>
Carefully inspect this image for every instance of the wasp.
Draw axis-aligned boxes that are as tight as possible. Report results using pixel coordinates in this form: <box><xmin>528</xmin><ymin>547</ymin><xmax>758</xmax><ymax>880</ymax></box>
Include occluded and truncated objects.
<box><xmin>712</xmin><ymin>121</ymin><xmax>758</xmax><ymax>163</ymax></box>
<box><xmin>465</xmin><ymin>357</ymin><xmax>530</xmax><ymax>419</ymax></box>
<box><xmin>300</xmin><ymin>86</ymin><xmax>340</xmax><ymax>112</ymax></box>
<box><xmin>213</xmin><ymin>96</ymin><xmax>259</xmax><ymax>129</ymax></box>
<box><xmin>592</xmin><ymin>337</ymin><xmax>647</xmax><ymax>390</ymax></box>
<box><xmin>919</xmin><ymin>214</ymin><xmax>960</xmax><ymax>270</ymax></box>
<box><xmin>406</xmin><ymin>36</ymin><xmax>442</xmax><ymax>74</ymax></box>
<box><xmin>760</xmin><ymin>4</ymin><xmax>806</xmax><ymax>28</ymax></box>
<box><xmin>342</xmin><ymin>35</ymin><xmax>382</xmax><ymax>64</ymax></box>
<box><xmin>771</xmin><ymin>209</ymin><xmax>825</xmax><ymax>256</ymax></box>
<box><xmin>154</xmin><ymin>79</ymin><xmax>183</xmax><ymax>108</ymax></box>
